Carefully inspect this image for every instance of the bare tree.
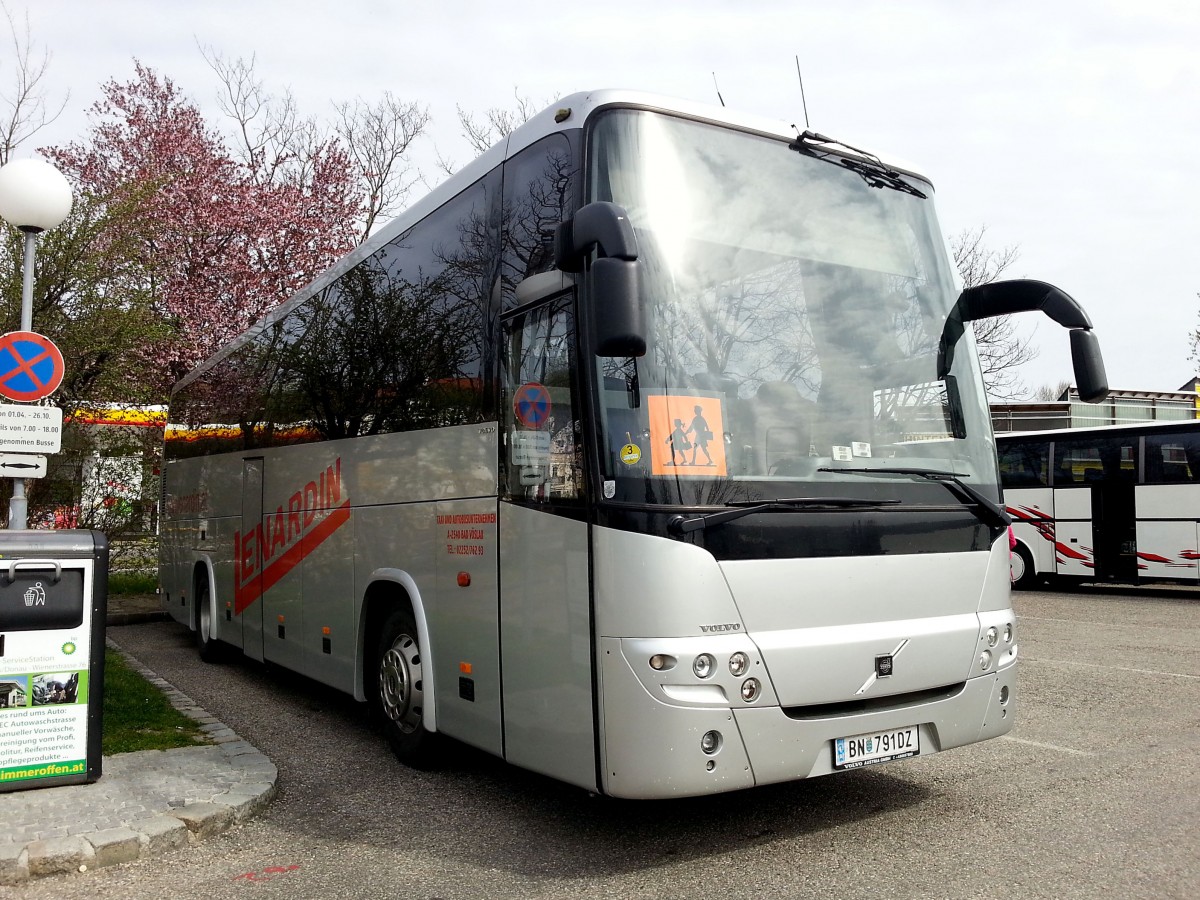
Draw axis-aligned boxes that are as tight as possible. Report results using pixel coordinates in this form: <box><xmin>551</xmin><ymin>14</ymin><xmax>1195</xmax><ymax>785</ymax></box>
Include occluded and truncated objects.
<box><xmin>200</xmin><ymin>46</ymin><xmax>319</xmax><ymax>186</ymax></box>
<box><xmin>435</xmin><ymin>89</ymin><xmax>542</xmax><ymax>177</ymax></box>
<box><xmin>1190</xmin><ymin>292</ymin><xmax>1200</xmax><ymax>367</ymax></box>
<box><xmin>334</xmin><ymin>93</ymin><xmax>430</xmax><ymax>240</ymax></box>
<box><xmin>459</xmin><ymin>90</ymin><xmax>539</xmax><ymax>154</ymax></box>
<box><xmin>950</xmin><ymin>225</ymin><xmax>1037</xmax><ymax>401</ymax></box>
<box><xmin>1034</xmin><ymin>380</ymin><xmax>1072</xmax><ymax>401</ymax></box>
<box><xmin>202</xmin><ymin>48</ymin><xmax>429</xmax><ymax>241</ymax></box>
<box><xmin>0</xmin><ymin>3</ymin><xmax>68</xmax><ymax>163</ymax></box>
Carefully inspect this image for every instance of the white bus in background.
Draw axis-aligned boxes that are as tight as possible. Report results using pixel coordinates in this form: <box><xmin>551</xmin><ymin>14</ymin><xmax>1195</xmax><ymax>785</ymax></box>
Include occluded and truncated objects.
<box><xmin>999</xmin><ymin>420</ymin><xmax>1200</xmax><ymax>589</ymax></box>
<box><xmin>159</xmin><ymin>89</ymin><xmax>1108</xmax><ymax>798</ymax></box>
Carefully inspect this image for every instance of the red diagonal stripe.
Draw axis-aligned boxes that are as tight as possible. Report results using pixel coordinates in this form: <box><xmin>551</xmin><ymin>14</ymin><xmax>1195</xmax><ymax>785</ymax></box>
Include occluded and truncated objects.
<box><xmin>0</xmin><ymin>344</ymin><xmax>54</xmax><ymax>389</ymax></box>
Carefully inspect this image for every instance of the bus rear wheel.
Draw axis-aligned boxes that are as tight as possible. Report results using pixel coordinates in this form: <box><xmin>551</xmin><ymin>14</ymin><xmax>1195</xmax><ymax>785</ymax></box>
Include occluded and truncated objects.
<box><xmin>196</xmin><ymin>581</ymin><xmax>223</xmax><ymax>663</ymax></box>
<box><xmin>372</xmin><ymin>607</ymin><xmax>435</xmax><ymax>766</ymax></box>
<box><xmin>1010</xmin><ymin>543</ymin><xmax>1037</xmax><ymax>591</ymax></box>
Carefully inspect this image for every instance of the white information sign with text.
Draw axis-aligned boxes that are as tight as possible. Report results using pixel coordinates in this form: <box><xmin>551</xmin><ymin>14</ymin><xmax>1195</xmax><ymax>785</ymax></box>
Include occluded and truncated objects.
<box><xmin>0</xmin><ymin>404</ymin><xmax>62</xmax><ymax>454</ymax></box>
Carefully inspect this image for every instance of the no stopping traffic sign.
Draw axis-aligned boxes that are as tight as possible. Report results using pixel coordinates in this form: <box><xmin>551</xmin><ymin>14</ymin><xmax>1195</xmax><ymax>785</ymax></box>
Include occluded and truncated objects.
<box><xmin>0</xmin><ymin>331</ymin><xmax>65</xmax><ymax>402</ymax></box>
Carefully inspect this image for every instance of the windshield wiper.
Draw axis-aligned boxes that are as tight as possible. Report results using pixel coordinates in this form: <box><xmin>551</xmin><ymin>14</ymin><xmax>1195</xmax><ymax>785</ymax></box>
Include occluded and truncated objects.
<box><xmin>818</xmin><ymin>466</ymin><xmax>1010</xmax><ymax>529</ymax></box>
<box><xmin>789</xmin><ymin>130</ymin><xmax>927</xmax><ymax>199</ymax></box>
<box><xmin>668</xmin><ymin>496</ymin><xmax>901</xmax><ymax>535</ymax></box>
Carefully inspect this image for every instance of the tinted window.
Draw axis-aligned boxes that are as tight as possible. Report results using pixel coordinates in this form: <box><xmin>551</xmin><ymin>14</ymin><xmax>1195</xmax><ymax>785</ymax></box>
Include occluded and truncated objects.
<box><xmin>501</xmin><ymin>134</ymin><xmax>579</xmax><ymax>309</ymax></box>
<box><xmin>501</xmin><ymin>297</ymin><xmax>583</xmax><ymax>502</ymax></box>
<box><xmin>998</xmin><ymin>440</ymin><xmax>1049</xmax><ymax>487</ymax></box>
<box><xmin>1053</xmin><ymin>435</ymin><xmax>1137</xmax><ymax>485</ymax></box>
<box><xmin>1145</xmin><ymin>429</ymin><xmax>1200</xmax><ymax>483</ymax></box>
<box><xmin>166</xmin><ymin>173</ymin><xmax>501</xmax><ymax>459</ymax></box>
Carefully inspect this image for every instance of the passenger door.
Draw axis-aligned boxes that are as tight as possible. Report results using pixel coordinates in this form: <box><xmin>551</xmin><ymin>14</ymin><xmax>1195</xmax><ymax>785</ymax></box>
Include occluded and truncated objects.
<box><xmin>497</xmin><ymin>297</ymin><xmax>597</xmax><ymax>789</ymax></box>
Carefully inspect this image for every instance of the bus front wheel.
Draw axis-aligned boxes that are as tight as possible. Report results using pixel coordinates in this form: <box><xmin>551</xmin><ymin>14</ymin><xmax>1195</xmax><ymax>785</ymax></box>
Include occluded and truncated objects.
<box><xmin>372</xmin><ymin>606</ymin><xmax>435</xmax><ymax>766</ymax></box>
<box><xmin>1010</xmin><ymin>543</ymin><xmax>1038</xmax><ymax>591</ymax></box>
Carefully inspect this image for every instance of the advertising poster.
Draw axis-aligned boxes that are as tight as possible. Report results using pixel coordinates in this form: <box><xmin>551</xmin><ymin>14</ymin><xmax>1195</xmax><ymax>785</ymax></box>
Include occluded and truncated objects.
<box><xmin>0</xmin><ymin>568</ymin><xmax>94</xmax><ymax>787</ymax></box>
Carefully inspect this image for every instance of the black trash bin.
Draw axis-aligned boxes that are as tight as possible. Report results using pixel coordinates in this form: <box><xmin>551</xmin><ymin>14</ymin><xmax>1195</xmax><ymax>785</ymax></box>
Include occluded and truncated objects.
<box><xmin>0</xmin><ymin>530</ymin><xmax>107</xmax><ymax>792</ymax></box>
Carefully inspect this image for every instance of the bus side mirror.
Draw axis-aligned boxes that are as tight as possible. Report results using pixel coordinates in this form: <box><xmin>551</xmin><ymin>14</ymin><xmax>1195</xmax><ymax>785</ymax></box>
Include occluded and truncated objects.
<box><xmin>1069</xmin><ymin>328</ymin><xmax>1108</xmax><ymax>403</ymax></box>
<box><xmin>555</xmin><ymin>202</ymin><xmax>646</xmax><ymax>358</ymax></box>
<box><xmin>589</xmin><ymin>257</ymin><xmax>645</xmax><ymax>357</ymax></box>
<box><xmin>940</xmin><ymin>279</ymin><xmax>1109</xmax><ymax>403</ymax></box>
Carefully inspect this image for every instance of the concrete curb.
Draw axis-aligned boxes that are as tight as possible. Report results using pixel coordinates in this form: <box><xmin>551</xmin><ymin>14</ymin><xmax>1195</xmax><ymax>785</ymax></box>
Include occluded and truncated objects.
<box><xmin>105</xmin><ymin>609</ymin><xmax>169</xmax><ymax>627</ymax></box>
<box><xmin>0</xmin><ymin>641</ymin><xmax>278</xmax><ymax>885</ymax></box>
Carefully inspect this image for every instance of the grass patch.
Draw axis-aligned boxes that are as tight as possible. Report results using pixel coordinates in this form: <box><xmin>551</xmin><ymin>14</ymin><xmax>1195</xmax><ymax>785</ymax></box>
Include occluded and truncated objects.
<box><xmin>102</xmin><ymin>648</ymin><xmax>208</xmax><ymax>755</ymax></box>
<box><xmin>108</xmin><ymin>571</ymin><xmax>158</xmax><ymax>596</ymax></box>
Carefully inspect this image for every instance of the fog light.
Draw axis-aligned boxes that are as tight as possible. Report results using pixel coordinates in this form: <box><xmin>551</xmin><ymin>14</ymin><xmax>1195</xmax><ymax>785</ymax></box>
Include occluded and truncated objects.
<box><xmin>700</xmin><ymin>730</ymin><xmax>722</xmax><ymax>755</ymax></box>
<box><xmin>986</xmin><ymin>626</ymin><xmax>999</xmax><ymax>647</ymax></box>
<box><xmin>693</xmin><ymin>653</ymin><xmax>715</xmax><ymax>679</ymax></box>
<box><xmin>999</xmin><ymin>685</ymin><xmax>1010</xmax><ymax>705</ymax></box>
<box><xmin>649</xmin><ymin>654</ymin><xmax>675</xmax><ymax>671</ymax></box>
<box><xmin>740</xmin><ymin>677</ymin><xmax>761</xmax><ymax>702</ymax></box>
<box><xmin>729</xmin><ymin>652</ymin><xmax>749</xmax><ymax>676</ymax></box>
<box><xmin>979</xmin><ymin>649</ymin><xmax>993</xmax><ymax>671</ymax></box>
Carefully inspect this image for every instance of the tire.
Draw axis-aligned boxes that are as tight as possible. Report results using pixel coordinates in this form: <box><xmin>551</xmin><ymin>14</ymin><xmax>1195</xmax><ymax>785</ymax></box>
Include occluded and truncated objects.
<box><xmin>196</xmin><ymin>581</ymin><xmax>223</xmax><ymax>663</ymax></box>
<box><xmin>1010</xmin><ymin>543</ymin><xmax>1038</xmax><ymax>591</ymax></box>
<box><xmin>371</xmin><ymin>606</ymin><xmax>435</xmax><ymax>766</ymax></box>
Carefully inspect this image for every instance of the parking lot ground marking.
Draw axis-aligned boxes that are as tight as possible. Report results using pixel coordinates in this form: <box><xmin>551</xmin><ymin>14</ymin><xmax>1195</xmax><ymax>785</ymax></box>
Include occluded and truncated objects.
<box><xmin>1000</xmin><ymin>735</ymin><xmax>1095</xmax><ymax>756</ymax></box>
<box><xmin>1022</xmin><ymin>655</ymin><xmax>1200</xmax><ymax>681</ymax></box>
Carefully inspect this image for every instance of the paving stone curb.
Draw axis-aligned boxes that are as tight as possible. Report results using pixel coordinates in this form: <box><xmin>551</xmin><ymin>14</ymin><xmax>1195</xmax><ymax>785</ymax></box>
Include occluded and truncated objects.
<box><xmin>0</xmin><ymin>641</ymin><xmax>278</xmax><ymax>886</ymax></box>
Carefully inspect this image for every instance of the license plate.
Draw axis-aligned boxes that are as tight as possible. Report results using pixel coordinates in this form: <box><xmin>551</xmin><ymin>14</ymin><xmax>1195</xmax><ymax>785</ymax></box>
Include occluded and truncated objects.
<box><xmin>833</xmin><ymin>726</ymin><xmax>920</xmax><ymax>770</ymax></box>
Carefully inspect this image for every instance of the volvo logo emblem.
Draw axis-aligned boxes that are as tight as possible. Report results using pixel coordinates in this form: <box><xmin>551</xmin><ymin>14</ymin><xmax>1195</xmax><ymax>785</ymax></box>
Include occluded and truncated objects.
<box><xmin>856</xmin><ymin>639</ymin><xmax>910</xmax><ymax>696</ymax></box>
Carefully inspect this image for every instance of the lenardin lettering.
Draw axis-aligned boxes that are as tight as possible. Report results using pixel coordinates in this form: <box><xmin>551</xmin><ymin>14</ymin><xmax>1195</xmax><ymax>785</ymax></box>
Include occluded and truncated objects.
<box><xmin>234</xmin><ymin>459</ymin><xmax>350</xmax><ymax>613</ymax></box>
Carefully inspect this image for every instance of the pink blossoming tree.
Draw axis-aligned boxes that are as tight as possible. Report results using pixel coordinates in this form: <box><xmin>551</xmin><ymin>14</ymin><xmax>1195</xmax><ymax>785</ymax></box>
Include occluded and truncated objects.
<box><xmin>47</xmin><ymin>62</ymin><xmax>362</xmax><ymax>391</ymax></box>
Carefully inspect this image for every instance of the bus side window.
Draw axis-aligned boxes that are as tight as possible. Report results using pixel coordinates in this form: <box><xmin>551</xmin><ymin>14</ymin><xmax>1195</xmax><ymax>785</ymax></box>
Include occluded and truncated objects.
<box><xmin>501</xmin><ymin>298</ymin><xmax>584</xmax><ymax>503</ymax></box>
<box><xmin>998</xmin><ymin>440</ymin><xmax>1048</xmax><ymax>488</ymax></box>
<box><xmin>500</xmin><ymin>133</ymin><xmax>579</xmax><ymax>311</ymax></box>
<box><xmin>1146</xmin><ymin>434</ymin><xmax>1200</xmax><ymax>484</ymax></box>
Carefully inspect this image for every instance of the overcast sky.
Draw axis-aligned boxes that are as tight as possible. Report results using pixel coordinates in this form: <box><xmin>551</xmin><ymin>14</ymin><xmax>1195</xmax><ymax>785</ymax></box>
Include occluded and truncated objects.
<box><xmin>10</xmin><ymin>0</ymin><xmax>1199</xmax><ymax>396</ymax></box>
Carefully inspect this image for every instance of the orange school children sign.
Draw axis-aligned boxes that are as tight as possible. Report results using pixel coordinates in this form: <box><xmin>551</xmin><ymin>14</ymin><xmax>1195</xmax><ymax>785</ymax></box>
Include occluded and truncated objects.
<box><xmin>647</xmin><ymin>394</ymin><xmax>727</xmax><ymax>476</ymax></box>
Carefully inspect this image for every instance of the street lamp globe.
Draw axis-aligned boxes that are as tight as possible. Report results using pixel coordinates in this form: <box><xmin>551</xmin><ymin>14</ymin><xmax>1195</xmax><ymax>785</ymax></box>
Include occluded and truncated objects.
<box><xmin>0</xmin><ymin>157</ymin><xmax>73</xmax><ymax>233</ymax></box>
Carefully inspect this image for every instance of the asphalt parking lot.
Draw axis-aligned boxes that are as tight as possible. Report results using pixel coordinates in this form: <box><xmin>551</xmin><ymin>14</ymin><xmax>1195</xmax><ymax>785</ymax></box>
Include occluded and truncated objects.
<box><xmin>10</xmin><ymin>584</ymin><xmax>1198</xmax><ymax>899</ymax></box>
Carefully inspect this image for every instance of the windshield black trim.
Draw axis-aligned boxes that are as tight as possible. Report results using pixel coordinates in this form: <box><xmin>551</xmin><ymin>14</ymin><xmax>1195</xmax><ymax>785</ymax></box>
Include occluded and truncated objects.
<box><xmin>818</xmin><ymin>466</ymin><xmax>1010</xmax><ymax>530</ymax></box>
<box><xmin>668</xmin><ymin>496</ymin><xmax>902</xmax><ymax>534</ymax></box>
<box><xmin>593</xmin><ymin>503</ymin><xmax>993</xmax><ymax>561</ymax></box>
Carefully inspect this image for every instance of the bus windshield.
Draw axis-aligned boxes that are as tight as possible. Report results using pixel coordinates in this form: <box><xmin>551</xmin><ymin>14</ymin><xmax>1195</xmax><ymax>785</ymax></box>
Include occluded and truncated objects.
<box><xmin>588</xmin><ymin>109</ymin><xmax>997</xmax><ymax>507</ymax></box>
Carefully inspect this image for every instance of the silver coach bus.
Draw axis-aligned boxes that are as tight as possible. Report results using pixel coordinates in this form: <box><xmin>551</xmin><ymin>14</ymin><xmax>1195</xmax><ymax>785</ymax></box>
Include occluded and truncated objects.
<box><xmin>159</xmin><ymin>90</ymin><xmax>1108</xmax><ymax>798</ymax></box>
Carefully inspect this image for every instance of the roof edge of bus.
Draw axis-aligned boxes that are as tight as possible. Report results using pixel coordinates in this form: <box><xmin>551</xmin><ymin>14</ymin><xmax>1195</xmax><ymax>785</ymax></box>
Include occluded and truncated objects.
<box><xmin>996</xmin><ymin>419</ymin><xmax>1200</xmax><ymax>439</ymax></box>
<box><xmin>170</xmin><ymin>88</ymin><xmax>929</xmax><ymax>396</ymax></box>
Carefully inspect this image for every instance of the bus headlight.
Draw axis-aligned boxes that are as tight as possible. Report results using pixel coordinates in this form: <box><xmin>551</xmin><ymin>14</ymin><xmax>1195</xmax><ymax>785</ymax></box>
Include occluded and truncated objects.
<box><xmin>986</xmin><ymin>626</ymin><xmax>999</xmax><ymax>647</ymax></box>
<box><xmin>740</xmin><ymin>678</ymin><xmax>761</xmax><ymax>702</ymax></box>
<box><xmin>1004</xmin><ymin>623</ymin><xmax>1014</xmax><ymax>644</ymax></box>
<box><xmin>979</xmin><ymin>649</ymin><xmax>993</xmax><ymax>672</ymax></box>
<box><xmin>693</xmin><ymin>653</ymin><xmax>716</xmax><ymax>679</ymax></box>
<box><xmin>728</xmin><ymin>652</ymin><xmax>749</xmax><ymax>676</ymax></box>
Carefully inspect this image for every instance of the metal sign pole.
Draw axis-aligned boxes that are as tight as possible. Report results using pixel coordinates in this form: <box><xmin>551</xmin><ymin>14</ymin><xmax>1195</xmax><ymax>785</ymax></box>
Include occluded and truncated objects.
<box><xmin>0</xmin><ymin>158</ymin><xmax>73</xmax><ymax>530</ymax></box>
<box><xmin>18</xmin><ymin>230</ymin><xmax>34</xmax><ymax>332</ymax></box>
<box><xmin>8</xmin><ymin>231</ymin><xmax>38</xmax><ymax>530</ymax></box>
